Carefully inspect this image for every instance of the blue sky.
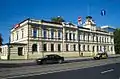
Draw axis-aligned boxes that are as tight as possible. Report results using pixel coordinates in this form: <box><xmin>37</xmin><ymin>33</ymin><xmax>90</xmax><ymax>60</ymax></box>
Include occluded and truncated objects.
<box><xmin>0</xmin><ymin>0</ymin><xmax>120</xmax><ymax>43</ymax></box>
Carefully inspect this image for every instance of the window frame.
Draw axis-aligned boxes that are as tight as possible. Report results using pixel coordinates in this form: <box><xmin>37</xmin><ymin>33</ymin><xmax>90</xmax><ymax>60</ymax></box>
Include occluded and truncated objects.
<box><xmin>32</xmin><ymin>44</ymin><xmax>37</xmax><ymax>52</ymax></box>
<box><xmin>51</xmin><ymin>44</ymin><xmax>54</xmax><ymax>51</ymax></box>
<box><xmin>58</xmin><ymin>44</ymin><xmax>61</xmax><ymax>51</ymax></box>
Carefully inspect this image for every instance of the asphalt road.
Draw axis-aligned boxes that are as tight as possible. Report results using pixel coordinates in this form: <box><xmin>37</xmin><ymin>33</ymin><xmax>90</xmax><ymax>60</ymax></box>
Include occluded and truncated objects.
<box><xmin>13</xmin><ymin>63</ymin><xmax>120</xmax><ymax>79</ymax></box>
<box><xmin>0</xmin><ymin>57</ymin><xmax>120</xmax><ymax>79</ymax></box>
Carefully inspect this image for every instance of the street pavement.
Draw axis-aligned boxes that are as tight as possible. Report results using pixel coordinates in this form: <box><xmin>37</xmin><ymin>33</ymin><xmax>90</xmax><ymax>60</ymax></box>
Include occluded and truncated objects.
<box><xmin>14</xmin><ymin>63</ymin><xmax>120</xmax><ymax>79</ymax></box>
<box><xmin>0</xmin><ymin>54</ymin><xmax>120</xmax><ymax>64</ymax></box>
<box><xmin>0</xmin><ymin>55</ymin><xmax>120</xmax><ymax>79</ymax></box>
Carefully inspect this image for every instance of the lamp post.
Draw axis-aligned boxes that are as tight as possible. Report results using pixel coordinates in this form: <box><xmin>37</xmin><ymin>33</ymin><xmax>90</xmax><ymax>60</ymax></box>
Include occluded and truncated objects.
<box><xmin>62</xmin><ymin>22</ymin><xmax>65</xmax><ymax>56</ymax></box>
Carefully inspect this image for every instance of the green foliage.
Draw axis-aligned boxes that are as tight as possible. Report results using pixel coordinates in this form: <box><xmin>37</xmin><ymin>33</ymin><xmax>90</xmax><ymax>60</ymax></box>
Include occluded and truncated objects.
<box><xmin>0</xmin><ymin>33</ymin><xmax>3</xmax><ymax>46</ymax></box>
<box><xmin>51</xmin><ymin>16</ymin><xmax>65</xmax><ymax>23</ymax></box>
<box><xmin>114</xmin><ymin>28</ymin><xmax>120</xmax><ymax>54</ymax></box>
<box><xmin>86</xmin><ymin>16</ymin><xmax>92</xmax><ymax>19</ymax></box>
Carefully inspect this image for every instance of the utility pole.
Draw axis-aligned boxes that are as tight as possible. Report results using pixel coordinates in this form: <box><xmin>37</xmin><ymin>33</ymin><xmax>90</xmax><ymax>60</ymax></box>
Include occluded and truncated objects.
<box><xmin>7</xmin><ymin>36</ymin><xmax>10</xmax><ymax>60</ymax></box>
<box><xmin>62</xmin><ymin>22</ymin><xmax>65</xmax><ymax>56</ymax></box>
<box><xmin>27</xmin><ymin>18</ymin><xmax>30</xmax><ymax>59</ymax></box>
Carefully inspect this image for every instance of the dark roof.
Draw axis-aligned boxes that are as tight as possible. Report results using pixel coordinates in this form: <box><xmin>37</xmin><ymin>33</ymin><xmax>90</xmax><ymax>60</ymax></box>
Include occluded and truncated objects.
<box><xmin>78</xmin><ymin>26</ymin><xmax>90</xmax><ymax>30</ymax></box>
<box><xmin>41</xmin><ymin>20</ymin><xmax>62</xmax><ymax>25</ymax></box>
<box><xmin>11</xmin><ymin>18</ymin><xmax>62</xmax><ymax>30</ymax></box>
<box><xmin>3</xmin><ymin>43</ymin><xmax>27</xmax><ymax>45</ymax></box>
<box><xmin>11</xmin><ymin>18</ymin><xmax>30</xmax><ymax>30</ymax></box>
<box><xmin>96</xmin><ymin>29</ymin><xmax>108</xmax><ymax>33</ymax></box>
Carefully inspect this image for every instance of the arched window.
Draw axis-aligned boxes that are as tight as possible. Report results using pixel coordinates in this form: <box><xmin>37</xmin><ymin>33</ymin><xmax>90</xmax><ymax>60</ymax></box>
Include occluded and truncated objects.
<box><xmin>32</xmin><ymin>44</ymin><xmax>37</xmax><ymax>52</ymax></box>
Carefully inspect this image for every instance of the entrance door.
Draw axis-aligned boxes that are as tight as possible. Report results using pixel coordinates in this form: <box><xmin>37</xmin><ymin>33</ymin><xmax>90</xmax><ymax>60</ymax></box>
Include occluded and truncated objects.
<box><xmin>18</xmin><ymin>47</ymin><xmax>23</xmax><ymax>56</ymax></box>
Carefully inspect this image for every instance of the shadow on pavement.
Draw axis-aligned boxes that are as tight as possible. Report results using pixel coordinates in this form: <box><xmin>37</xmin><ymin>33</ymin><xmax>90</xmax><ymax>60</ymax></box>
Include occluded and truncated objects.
<box><xmin>0</xmin><ymin>63</ymin><xmax>22</xmax><ymax>68</ymax></box>
<box><xmin>0</xmin><ymin>56</ymin><xmax>119</xmax><ymax>68</ymax></box>
<box><xmin>0</xmin><ymin>62</ymin><xmax>36</xmax><ymax>68</ymax></box>
<box><xmin>64</xmin><ymin>58</ymin><xmax>93</xmax><ymax>63</ymax></box>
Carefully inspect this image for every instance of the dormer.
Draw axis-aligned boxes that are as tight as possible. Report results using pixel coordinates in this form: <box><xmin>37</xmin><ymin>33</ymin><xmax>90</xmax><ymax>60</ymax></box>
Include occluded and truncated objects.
<box><xmin>83</xmin><ymin>16</ymin><xmax>96</xmax><ymax>30</ymax></box>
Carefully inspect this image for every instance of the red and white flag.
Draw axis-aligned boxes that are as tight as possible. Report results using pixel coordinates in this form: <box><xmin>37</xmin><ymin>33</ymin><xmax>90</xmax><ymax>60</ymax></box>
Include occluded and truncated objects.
<box><xmin>78</xmin><ymin>16</ymin><xmax>82</xmax><ymax>25</ymax></box>
<box><xmin>15</xmin><ymin>24</ymin><xmax>20</xmax><ymax>29</ymax></box>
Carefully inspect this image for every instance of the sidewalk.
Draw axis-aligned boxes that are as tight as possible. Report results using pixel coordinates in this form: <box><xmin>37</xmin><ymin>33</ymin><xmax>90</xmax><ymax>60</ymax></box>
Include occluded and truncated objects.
<box><xmin>0</xmin><ymin>54</ymin><xmax>120</xmax><ymax>64</ymax></box>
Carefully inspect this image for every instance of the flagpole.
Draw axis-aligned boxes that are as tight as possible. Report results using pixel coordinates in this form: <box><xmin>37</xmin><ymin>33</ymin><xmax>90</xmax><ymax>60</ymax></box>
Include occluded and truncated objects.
<box><xmin>87</xmin><ymin>3</ymin><xmax>90</xmax><ymax>16</ymax></box>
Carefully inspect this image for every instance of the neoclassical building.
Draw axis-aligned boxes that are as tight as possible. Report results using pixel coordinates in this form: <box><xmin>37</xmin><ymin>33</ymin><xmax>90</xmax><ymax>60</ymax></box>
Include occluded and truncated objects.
<box><xmin>0</xmin><ymin>16</ymin><xmax>115</xmax><ymax>60</ymax></box>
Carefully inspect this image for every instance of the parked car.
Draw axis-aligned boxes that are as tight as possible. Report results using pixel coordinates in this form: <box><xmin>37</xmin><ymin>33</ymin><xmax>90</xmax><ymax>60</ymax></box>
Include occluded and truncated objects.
<box><xmin>36</xmin><ymin>54</ymin><xmax>64</xmax><ymax>65</ymax></box>
<box><xmin>93</xmin><ymin>53</ymin><xmax>108</xmax><ymax>60</ymax></box>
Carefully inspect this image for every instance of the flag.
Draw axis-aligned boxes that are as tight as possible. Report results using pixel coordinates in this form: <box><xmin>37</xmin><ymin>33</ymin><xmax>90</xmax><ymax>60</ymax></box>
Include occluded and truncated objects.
<box><xmin>15</xmin><ymin>24</ymin><xmax>20</xmax><ymax>29</ymax></box>
<box><xmin>101</xmin><ymin>9</ymin><xmax>106</xmax><ymax>16</ymax></box>
<box><xmin>78</xmin><ymin>16</ymin><xmax>82</xmax><ymax>25</ymax></box>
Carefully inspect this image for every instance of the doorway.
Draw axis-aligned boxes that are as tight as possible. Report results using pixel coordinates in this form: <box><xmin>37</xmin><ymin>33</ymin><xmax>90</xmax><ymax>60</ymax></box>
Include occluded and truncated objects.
<box><xmin>18</xmin><ymin>47</ymin><xmax>23</xmax><ymax>56</ymax></box>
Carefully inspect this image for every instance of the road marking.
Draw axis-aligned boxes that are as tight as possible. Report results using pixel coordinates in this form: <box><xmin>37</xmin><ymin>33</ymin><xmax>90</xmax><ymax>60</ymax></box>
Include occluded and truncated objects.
<box><xmin>101</xmin><ymin>69</ymin><xmax>114</xmax><ymax>74</ymax></box>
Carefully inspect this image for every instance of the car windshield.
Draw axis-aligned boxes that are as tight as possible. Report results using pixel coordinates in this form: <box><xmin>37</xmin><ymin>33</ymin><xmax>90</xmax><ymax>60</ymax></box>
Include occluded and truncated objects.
<box><xmin>44</xmin><ymin>55</ymin><xmax>48</xmax><ymax>58</ymax></box>
<box><xmin>97</xmin><ymin>53</ymin><xmax>102</xmax><ymax>55</ymax></box>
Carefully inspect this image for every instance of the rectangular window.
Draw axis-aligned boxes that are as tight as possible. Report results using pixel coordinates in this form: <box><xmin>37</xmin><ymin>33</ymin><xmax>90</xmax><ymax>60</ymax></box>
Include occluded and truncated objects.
<box><xmin>66</xmin><ymin>44</ymin><xmax>69</xmax><ymax>51</ymax></box>
<box><xmin>88</xmin><ymin>45</ymin><xmax>89</xmax><ymax>51</ymax></box>
<box><xmin>102</xmin><ymin>37</ymin><xmax>104</xmax><ymax>42</ymax></box>
<box><xmin>51</xmin><ymin>44</ymin><xmax>54</xmax><ymax>51</ymax></box>
<box><xmin>32</xmin><ymin>44</ymin><xmax>37</xmax><ymax>52</ymax></box>
<box><xmin>79</xmin><ymin>32</ymin><xmax>81</xmax><ymax>41</ymax></box>
<box><xmin>105</xmin><ymin>37</ymin><xmax>106</xmax><ymax>43</ymax></box>
<box><xmin>69</xmin><ymin>33</ymin><xmax>72</xmax><ymax>40</ymax></box>
<box><xmin>18</xmin><ymin>47</ymin><xmax>23</xmax><ymax>56</ymax></box>
<box><xmin>43</xmin><ymin>44</ymin><xmax>47</xmax><ymax>51</ymax></box>
<box><xmin>73</xmin><ymin>44</ymin><xmax>76</xmax><ymax>51</ymax></box>
<box><xmin>58</xmin><ymin>30</ymin><xmax>61</xmax><ymax>40</ymax></box>
<box><xmin>43</xmin><ymin>29</ymin><xmax>47</xmax><ymax>39</ymax></box>
<box><xmin>58</xmin><ymin>44</ymin><xmax>61</xmax><ymax>51</ymax></box>
<box><xmin>78</xmin><ymin>35</ymin><xmax>80</xmax><ymax>41</ymax></box>
<box><xmin>93</xmin><ymin>46</ymin><xmax>95</xmax><ymax>52</ymax></box>
<box><xmin>65</xmin><ymin>33</ymin><xmax>68</xmax><ymax>40</ymax></box>
<box><xmin>51</xmin><ymin>29</ymin><xmax>54</xmax><ymax>39</ymax></box>
<box><xmin>96</xmin><ymin>36</ymin><xmax>98</xmax><ymax>42</ymax></box>
<box><xmin>99</xmin><ymin>37</ymin><xmax>101</xmax><ymax>43</ymax></box>
<box><xmin>33</xmin><ymin>28</ymin><xmax>37</xmax><ymax>38</ymax></box>
<box><xmin>73</xmin><ymin>33</ymin><xmax>75</xmax><ymax>40</ymax></box>
<box><xmin>97</xmin><ymin>46</ymin><xmax>99</xmax><ymax>52</ymax></box>
<box><xmin>111</xmin><ymin>46</ymin><xmax>113</xmax><ymax>51</ymax></box>
<box><xmin>100</xmin><ymin>46</ymin><xmax>102</xmax><ymax>51</ymax></box>
<box><xmin>83</xmin><ymin>45</ymin><xmax>85</xmax><ymax>51</ymax></box>
<box><xmin>79</xmin><ymin>44</ymin><xmax>81</xmax><ymax>51</ymax></box>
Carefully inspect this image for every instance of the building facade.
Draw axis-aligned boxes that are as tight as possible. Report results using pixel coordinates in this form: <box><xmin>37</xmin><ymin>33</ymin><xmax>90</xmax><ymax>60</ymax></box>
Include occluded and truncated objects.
<box><xmin>0</xmin><ymin>17</ymin><xmax>115</xmax><ymax>60</ymax></box>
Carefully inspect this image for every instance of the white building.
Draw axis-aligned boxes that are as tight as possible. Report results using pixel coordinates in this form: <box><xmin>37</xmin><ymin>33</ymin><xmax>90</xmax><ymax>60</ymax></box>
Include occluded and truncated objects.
<box><xmin>0</xmin><ymin>17</ymin><xmax>115</xmax><ymax>60</ymax></box>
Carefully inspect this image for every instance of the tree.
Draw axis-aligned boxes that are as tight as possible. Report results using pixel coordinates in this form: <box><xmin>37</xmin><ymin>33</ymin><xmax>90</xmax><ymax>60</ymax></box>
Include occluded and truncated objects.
<box><xmin>86</xmin><ymin>16</ymin><xmax>92</xmax><ymax>19</ymax></box>
<box><xmin>0</xmin><ymin>33</ymin><xmax>3</xmax><ymax>46</ymax></box>
<box><xmin>114</xmin><ymin>28</ymin><xmax>120</xmax><ymax>54</ymax></box>
<box><xmin>0</xmin><ymin>33</ymin><xmax>3</xmax><ymax>52</ymax></box>
<box><xmin>51</xmin><ymin>16</ymin><xmax>65</xmax><ymax>23</ymax></box>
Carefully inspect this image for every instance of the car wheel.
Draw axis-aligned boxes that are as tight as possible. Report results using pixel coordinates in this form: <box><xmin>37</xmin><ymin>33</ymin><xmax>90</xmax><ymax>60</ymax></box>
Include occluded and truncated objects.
<box><xmin>58</xmin><ymin>59</ymin><xmax>63</xmax><ymax>64</ymax></box>
<box><xmin>42</xmin><ymin>60</ymin><xmax>46</xmax><ymax>64</ymax></box>
<box><xmin>37</xmin><ymin>62</ymin><xmax>40</xmax><ymax>65</ymax></box>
